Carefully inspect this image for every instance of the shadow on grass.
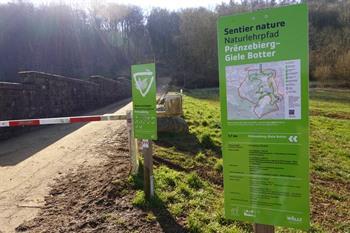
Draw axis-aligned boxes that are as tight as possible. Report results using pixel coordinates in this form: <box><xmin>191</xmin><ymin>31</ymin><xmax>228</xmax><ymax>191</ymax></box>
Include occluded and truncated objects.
<box><xmin>131</xmin><ymin>163</ymin><xmax>187</xmax><ymax>233</ymax></box>
<box><xmin>153</xmin><ymin>155</ymin><xmax>189</xmax><ymax>172</ymax></box>
<box><xmin>155</xmin><ymin>132</ymin><xmax>221</xmax><ymax>156</ymax></box>
<box><xmin>155</xmin><ymin>132</ymin><xmax>201</xmax><ymax>154</ymax></box>
<box><xmin>150</xmin><ymin>195</ymin><xmax>187</xmax><ymax>233</ymax></box>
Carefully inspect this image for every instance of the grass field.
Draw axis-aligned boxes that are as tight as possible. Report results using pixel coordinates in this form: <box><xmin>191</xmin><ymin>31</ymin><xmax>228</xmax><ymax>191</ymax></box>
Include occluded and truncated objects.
<box><xmin>131</xmin><ymin>88</ymin><xmax>350</xmax><ymax>233</ymax></box>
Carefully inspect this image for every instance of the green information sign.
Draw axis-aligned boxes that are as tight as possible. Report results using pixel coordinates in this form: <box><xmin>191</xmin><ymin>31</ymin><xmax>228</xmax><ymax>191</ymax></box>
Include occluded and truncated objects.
<box><xmin>131</xmin><ymin>63</ymin><xmax>157</xmax><ymax>140</ymax></box>
<box><xmin>217</xmin><ymin>4</ymin><xmax>309</xmax><ymax>230</ymax></box>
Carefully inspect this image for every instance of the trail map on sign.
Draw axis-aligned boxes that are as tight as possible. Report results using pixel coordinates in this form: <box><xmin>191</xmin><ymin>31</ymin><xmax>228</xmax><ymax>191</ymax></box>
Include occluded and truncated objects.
<box><xmin>226</xmin><ymin>60</ymin><xmax>301</xmax><ymax>120</ymax></box>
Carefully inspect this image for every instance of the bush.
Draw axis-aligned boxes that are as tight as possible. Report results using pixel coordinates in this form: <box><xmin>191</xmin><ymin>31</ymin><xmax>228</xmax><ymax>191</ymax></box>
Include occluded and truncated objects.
<box><xmin>132</xmin><ymin>191</ymin><xmax>146</xmax><ymax>207</ymax></box>
<box><xmin>187</xmin><ymin>211</ymin><xmax>206</xmax><ymax>233</ymax></box>
<box><xmin>200</xmin><ymin>133</ymin><xmax>216</xmax><ymax>150</ymax></box>
<box><xmin>187</xmin><ymin>173</ymin><xmax>203</xmax><ymax>190</ymax></box>
<box><xmin>314</xmin><ymin>65</ymin><xmax>332</xmax><ymax>83</ymax></box>
<box><xmin>214</xmin><ymin>159</ymin><xmax>223</xmax><ymax>173</ymax></box>
<box><xmin>195</xmin><ymin>152</ymin><xmax>206</xmax><ymax>162</ymax></box>
<box><xmin>335</xmin><ymin>51</ymin><xmax>350</xmax><ymax>80</ymax></box>
<box><xmin>164</xmin><ymin>176</ymin><xmax>176</xmax><ymax>187</ymax></box>
<box><xmin>177</xmin><ymin>183</ymin><xmax>192</xmax><ymax>197</ymax></box>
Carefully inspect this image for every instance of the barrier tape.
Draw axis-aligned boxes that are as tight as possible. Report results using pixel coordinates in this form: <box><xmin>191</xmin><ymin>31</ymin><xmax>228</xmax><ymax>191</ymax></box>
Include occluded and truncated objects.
<box><xmin>0</xmin><ymin>114</ymin><xmax>126</xmax><ymax>128</ymax></box>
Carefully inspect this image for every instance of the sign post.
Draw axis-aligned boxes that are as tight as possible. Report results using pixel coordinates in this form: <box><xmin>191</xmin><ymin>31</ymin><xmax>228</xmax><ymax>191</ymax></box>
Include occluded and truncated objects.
<box><xmin>254</xmin><ymin>224</ymin><xmax>274</xmax><ymax>233</ymax></box>
<box><xmin>217</xmin><ymin>4</ymin><xmax>309</xmax><ymax>231</ymax></box>
<box><xmin>142</xmin><ymin>139</ymin><xmax>154</xmax><ymax>199</ymax></box>
<box><xmin>131</xmin><ymin>63</ymin><xmax>157</xmax><ymax>200</ymax></box>
<box><xmin>127</xmin><ymin>110</ymin><xmax>138</xmax><ymax>175</ymax></box>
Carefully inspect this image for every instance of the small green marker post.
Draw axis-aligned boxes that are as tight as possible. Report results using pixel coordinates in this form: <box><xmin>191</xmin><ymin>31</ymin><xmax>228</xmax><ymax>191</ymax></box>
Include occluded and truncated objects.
<box><xmin>131</xmin><ymin>63</ymin><xmax>157</xmax><ymax>200</ymax></box>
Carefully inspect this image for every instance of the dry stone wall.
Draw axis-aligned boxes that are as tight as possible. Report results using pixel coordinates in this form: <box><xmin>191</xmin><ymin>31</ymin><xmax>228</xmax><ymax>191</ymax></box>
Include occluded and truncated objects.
<box><xmin>0</xmin><ymin>71</ymin><xmax>131</xmax><ymax>140</ymax></box>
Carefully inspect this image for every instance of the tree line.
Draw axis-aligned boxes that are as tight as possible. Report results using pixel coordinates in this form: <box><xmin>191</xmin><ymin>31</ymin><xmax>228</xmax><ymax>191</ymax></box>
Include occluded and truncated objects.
<box><xmin>0</xmin><ymin>0</ymin><xmax>348</xmax><ymax>87</ymax></box>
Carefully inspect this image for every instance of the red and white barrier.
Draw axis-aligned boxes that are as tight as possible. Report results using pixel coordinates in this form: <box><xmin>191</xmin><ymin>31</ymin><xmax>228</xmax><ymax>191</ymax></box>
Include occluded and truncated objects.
<box><xmin>0</xmin><ymin>114</ymin><xmax>126</xmax><ymax>128</ymax></box>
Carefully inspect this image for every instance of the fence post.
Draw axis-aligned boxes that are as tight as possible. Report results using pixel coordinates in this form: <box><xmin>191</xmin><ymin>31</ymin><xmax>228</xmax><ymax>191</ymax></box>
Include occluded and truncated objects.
<box><xmin>127</xmin><ymin>110</ymin><xmax>138</xmax><ymax>175</ymax></box>
<box><xmin>254</xmin><ymin>224</ymin><xmax>274</xmax><ymax>233</ymax></box>
<box><xmin>142</xmin><ymin>139</ymin><xmax>154</xmax><ymax>200</ymax></box>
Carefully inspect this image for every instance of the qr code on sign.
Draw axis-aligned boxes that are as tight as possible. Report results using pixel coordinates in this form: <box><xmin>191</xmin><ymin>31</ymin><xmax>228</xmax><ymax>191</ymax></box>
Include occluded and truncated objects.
<box><xmin>289</xmin><ymin>109</ymin><xmax>295</xmax><ymax>115</ymax></box>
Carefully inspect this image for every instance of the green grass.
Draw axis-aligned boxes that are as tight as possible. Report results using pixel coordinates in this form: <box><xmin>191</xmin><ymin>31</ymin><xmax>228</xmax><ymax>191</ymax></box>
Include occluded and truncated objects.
<box><xmin>184</xmin><ymin>88</ymin><xmax>222</xmax><ymax>151</ymax></box>
<box><xmin>310</xmin><ymin>89</ymin><xmax>350</xmax><ymax>120</ymax></box>
<box><xmin>308</xmin><ymin>89</ymin><xmax>350</xmax><ymax>183</ymax></box>
<box><xmin>132</xmin><ymin>88</ymin><xmax>350</xmax><ymax>233</ymax></box>
<box><xmin>130</xmin><ymin>165</ymin><xmax>250</xmax><ymax>233</ymax></box>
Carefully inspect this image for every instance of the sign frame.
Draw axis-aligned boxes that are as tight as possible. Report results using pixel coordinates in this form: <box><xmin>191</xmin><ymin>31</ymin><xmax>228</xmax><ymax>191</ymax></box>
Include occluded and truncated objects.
<box><xmin>217</xmin><ymin>4</ymin><xmax>310</xmax><ymax>230</ymax></box>
<box><xmin>131</xmin><ymin>63</ymin><xmax>157</xmax><ymax>140</ymax></box>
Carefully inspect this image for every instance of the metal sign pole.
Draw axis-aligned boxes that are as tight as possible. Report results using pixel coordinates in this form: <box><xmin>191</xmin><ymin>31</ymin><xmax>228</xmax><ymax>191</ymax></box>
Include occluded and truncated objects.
<box><xmin>127</xmin><ymin>110</ymin><xmax>138</xmax><ymax>175</ymax></box>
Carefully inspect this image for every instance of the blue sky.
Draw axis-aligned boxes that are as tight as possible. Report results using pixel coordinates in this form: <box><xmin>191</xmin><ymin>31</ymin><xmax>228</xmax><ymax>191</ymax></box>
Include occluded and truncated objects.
<box><xmin>0</xmin><ymin>0</ymin><xmax>232</xmax><ymax>10</ymax></box>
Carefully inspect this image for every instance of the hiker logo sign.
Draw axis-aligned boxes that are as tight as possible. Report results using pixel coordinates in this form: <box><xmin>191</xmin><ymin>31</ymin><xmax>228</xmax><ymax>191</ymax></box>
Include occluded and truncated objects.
<box><xmin>134</xmin><ymin>70</ymin><xmax>155</xmax><ymax>97</ymax></box>
<box><xmin>131</xmin><ymin>63</ymin><xmax>157</xmax><ymax>140</ymax></box>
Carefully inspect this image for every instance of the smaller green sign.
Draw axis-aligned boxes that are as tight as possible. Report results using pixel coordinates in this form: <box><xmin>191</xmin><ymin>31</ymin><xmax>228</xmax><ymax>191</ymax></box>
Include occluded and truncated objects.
<box><xmin>131</xmin><ymin>63</ymin><xmax>157</xmax><ymax>140</ymax></box>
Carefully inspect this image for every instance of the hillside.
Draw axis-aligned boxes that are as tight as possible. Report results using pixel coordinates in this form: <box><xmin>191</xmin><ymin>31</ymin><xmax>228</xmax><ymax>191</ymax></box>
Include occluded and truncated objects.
<box><xmin>148</xmin><ymin>88</ymin><xmax>349</xmax><ymax>233</ymax></box>
<box><xmin>15</xmin><ymin>88</ymin><xmax>349</xmax><ymax>232</ymax></box>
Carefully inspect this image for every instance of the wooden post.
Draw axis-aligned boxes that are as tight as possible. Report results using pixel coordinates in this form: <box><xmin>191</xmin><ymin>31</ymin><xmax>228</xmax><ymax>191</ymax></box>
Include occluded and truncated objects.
<box><xmin>127</xmin><ymin>110</ymin><xmax>138</xmax><ymax>175</ymax></box>
<box><xmin>254</xmin><ymin>224</ymin><xmax>274</xmax><ymax>233</ymax></box>
<box><xmin>142</xmin><ymin>139</ymin><xmax>154</xmax><ymax>200</ymax></box>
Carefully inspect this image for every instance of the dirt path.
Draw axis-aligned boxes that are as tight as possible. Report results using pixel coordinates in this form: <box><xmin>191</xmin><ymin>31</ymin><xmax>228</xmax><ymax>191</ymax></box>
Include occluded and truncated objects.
<box><xmin>14</xmin><ymin>124</ymin><xmax>168</xmax><ymax>233</ymax></box>
<box><xmin>0</xmin><ymin>100</ymin><xmax>131</xmax><ymax>233</ymax></box>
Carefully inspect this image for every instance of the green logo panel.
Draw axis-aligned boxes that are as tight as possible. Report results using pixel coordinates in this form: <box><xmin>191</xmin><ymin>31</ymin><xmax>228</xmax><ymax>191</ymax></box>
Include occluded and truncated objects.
<box><xmin>131</xmin><ymin>63</ymin><xmax>157</xmax><ymax>140</ymax></box>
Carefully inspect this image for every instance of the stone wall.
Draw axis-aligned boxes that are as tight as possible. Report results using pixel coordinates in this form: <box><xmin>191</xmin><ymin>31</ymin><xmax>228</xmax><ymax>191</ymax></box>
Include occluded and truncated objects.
<box><xmin>0</xmin><ymin>71</ymin><xmax>131</xmax><ymax>140</ymax></box>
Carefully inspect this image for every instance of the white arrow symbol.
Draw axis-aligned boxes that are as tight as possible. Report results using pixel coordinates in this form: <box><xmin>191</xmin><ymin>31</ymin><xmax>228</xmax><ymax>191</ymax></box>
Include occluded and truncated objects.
<box><xmin>133</xmin><ymin>69</ymin><xmax>154</xmax><ymax>97</ymax></box>
<box><xmin>288</xmin><ymin>136</ymin><xmax>298</xmax><ymax>143</ymax></box>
